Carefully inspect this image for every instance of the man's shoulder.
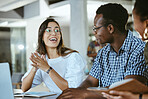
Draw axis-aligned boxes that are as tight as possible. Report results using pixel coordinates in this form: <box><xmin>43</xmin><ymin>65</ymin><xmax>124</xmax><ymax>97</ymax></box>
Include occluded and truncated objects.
<box><xmin>128</xmin><ymin>31</ymin><xmax>145</xmax><ymax>44</ymax></box>
<box><xmin>130</xmin><ymin>34</ymin><xmax>145</xmax><ymax>49</ymax></box>
<box><xmin>128</xmin><ymin>32</ymin><xmax>146</xmax><ymax>54</ymax></box>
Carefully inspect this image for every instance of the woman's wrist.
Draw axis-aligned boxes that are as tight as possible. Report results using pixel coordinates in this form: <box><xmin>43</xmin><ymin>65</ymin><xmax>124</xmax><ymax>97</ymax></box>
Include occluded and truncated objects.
<box><xmin>46</xmin><ymin>67</ymin><xmax>53</xmax><ymax>74</ymax></box>
<box><xmin>32</xmin><ymin>67</ymin><xmax>38</xmax><ymax>72</ymax></box>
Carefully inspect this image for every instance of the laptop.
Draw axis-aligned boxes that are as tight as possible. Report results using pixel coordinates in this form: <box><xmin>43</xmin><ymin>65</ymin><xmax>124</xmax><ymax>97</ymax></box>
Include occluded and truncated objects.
<box><xmin>0</xmin><ymin>62</ymin><xmax>14</xmax><ymax>99</ymax></box>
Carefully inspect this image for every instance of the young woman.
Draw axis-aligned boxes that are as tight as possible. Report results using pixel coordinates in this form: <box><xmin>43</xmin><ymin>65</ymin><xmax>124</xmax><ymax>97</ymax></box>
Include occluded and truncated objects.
<box><xmin>102</xmin><ymin>0</ymin><xmax>148</xmax><ymax>99</ymax></box>
<box><xmin>21</xmin><ymin>18</ymin><xmax>86</xmax><ymax>93</ymax></box>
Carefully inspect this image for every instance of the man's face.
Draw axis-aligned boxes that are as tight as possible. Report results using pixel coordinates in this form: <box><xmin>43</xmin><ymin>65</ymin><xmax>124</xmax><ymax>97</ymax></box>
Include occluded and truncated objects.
<box><xmin>93</xmin><ymin>14</ymin><xmax>112</xmax><ymax>44</ymax></box>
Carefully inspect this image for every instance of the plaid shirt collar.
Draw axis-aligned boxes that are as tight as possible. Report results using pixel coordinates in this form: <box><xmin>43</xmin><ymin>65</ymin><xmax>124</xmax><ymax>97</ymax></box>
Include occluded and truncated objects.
<box><xmin>106</xmin><ymin>30</ymin><xmax>133</xmax><ymax>54</ymax></box>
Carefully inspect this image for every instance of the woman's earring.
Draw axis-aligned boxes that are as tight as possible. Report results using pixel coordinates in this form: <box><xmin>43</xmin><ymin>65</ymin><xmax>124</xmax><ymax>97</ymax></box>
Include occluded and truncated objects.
<box><xmin>143</xmin><ymin>28</ymin><xmax>148</xmax><ymax>39</ymax></box>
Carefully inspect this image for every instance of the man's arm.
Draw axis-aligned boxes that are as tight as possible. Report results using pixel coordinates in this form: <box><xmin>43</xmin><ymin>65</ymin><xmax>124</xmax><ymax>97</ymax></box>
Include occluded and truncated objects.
<box><xmin>125</xmin><ymin>75</ymin><xmax>147</xmax><ymax>85</ymax></box>
<box><xmin>78</xmin><ymin>75</ymin><xmax>99</xmax><ymax>89</ymax></box>
<box><xmin>57</xmin><ymin>75</ymin><xmax>105</xmax><ymax>99</ymax></box>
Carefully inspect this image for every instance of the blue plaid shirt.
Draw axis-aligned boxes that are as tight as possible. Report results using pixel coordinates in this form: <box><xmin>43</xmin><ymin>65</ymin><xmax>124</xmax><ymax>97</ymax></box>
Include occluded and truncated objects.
<box><xmin>89</xmin><ymin>30</ymin><xmax>148</xmax><ymax>87</ymax></box>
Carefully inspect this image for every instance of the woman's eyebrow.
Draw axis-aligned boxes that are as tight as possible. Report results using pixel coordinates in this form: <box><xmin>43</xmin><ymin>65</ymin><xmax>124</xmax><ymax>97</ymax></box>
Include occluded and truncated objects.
<box><xmin>55</xmin><ymin>26</ymin><xmax>59</xmax><ymax>28</ymax></box>
<box><xmin>47</xmin><ymin>27</ymin><xmax>51</xmax><ymax>28</ymax></box>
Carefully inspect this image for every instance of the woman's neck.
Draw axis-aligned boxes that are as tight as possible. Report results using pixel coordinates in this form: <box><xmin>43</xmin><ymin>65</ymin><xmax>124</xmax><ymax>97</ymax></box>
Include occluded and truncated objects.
<box><xmin>46</xmin><ymin>47</ymin><xmax>60</xmax><ymax>59</ymax></box>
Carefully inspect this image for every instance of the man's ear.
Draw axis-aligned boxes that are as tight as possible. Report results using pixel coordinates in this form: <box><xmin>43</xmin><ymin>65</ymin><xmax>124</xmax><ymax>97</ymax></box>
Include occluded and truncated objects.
<box><xmin>107</xmin><ymin>24</ymin><xmax>114</xmax><ymax>34</ymax></box>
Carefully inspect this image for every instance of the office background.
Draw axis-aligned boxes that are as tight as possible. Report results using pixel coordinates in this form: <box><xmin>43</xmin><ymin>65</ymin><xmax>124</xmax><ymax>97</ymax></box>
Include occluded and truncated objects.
<box><xmin>0</xmin><ymin>0</ymin><xmax>137</xmax><ymax>74</ymax></box>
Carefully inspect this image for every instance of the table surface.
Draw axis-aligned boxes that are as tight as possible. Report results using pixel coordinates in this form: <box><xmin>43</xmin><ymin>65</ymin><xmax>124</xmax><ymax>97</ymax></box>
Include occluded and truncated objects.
<box><xmin>15</xmin><ymin>94</ymin><xmax>60</xmax><ymax>99</ymax></box>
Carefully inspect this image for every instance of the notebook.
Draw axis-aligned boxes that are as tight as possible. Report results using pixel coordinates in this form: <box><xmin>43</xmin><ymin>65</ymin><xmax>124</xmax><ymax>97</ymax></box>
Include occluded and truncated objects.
<box><xmin>14</xmin><ymin>91</ymin><xmax>56</xmax><ymax>97</ymax></box>
<box><xmin>0</xmin><ymin>62</ymin><xmax>14</xmax><ymax>99</ymax></box>
<box><xmin>87</xmin><ymin>78</ymin><xmax>148</xmax><ymax>94</ymax></box>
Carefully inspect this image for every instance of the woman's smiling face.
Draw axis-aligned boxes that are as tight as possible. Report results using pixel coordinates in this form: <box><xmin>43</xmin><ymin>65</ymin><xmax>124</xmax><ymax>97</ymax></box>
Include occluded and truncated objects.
<box><xmin>42</xmin><ymin>22</ymin><xmax>61</xmax><ymax>48</ymax></box>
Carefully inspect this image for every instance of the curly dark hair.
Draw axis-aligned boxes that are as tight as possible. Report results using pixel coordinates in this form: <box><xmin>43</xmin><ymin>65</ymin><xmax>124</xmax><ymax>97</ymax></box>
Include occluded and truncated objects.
<box><xmin>96</xmin><ymin>3</ymin><xmax>129</xmax><ymax>32</ymax></box>
<box><xmin>36</xmin><ymin>18</ymin><xmax>78</xmax><ymax>57</ymax></box>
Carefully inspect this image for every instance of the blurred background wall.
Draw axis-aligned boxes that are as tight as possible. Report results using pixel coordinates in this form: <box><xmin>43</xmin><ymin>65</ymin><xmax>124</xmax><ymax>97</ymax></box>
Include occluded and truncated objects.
<box><xmin>0</xmin><ymin>0</ymin><xmax>137</xmax><ymax>74</ymax></box>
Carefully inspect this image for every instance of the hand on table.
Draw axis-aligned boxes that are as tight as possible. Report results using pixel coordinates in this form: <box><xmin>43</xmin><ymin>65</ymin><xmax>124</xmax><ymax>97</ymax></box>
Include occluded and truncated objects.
<box><xmin>57</xmin><ymin>88</ymin><xmax>87</xmax><ymax>99</ymax></box>
<box><xmin>57</xmin><ymin>88</ymin><xmax>105</xmax><ymax>99</ymax></box>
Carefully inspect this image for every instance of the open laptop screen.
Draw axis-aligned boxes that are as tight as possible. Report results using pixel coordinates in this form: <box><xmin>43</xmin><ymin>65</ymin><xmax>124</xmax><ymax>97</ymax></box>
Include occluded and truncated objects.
<box><xmin>0</xmin><ymin>62</ymin><xmax>14</xmax><ymax>99</ymax></box>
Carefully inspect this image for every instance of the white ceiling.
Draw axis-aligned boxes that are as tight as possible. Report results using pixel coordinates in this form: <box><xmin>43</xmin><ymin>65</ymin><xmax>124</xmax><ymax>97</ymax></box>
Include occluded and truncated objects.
<box><xmin>0</xmin><ymin>0</ymin><xmax>38</xmax><ymax>12</ymax></box>
<box><xmin>0</xmin><ymin>0</ymin><xmax>135</xmax><ymax>27</ymax></box>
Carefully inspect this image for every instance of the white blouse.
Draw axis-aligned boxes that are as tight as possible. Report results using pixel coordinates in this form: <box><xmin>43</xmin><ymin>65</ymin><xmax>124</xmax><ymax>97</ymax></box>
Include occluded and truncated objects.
<box><xmin>22</xmin><ymin>52</ymin><xmax>86</xmax><ymax>93</ymax></box>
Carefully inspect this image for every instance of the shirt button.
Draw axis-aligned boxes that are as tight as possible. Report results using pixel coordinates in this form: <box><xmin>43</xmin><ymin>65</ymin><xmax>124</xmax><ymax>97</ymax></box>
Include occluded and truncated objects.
<box><xmin>116</xmin><ymin>57</ymin><xmax>118</xmax><ymax>60</ymax></box>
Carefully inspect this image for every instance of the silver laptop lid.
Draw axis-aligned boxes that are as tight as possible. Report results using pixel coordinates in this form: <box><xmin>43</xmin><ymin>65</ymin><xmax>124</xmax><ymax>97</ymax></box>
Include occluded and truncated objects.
<box><xmin>0</xmin><ymin>62</ymin><xmax>14</xmax><ymax>99</ymax></box>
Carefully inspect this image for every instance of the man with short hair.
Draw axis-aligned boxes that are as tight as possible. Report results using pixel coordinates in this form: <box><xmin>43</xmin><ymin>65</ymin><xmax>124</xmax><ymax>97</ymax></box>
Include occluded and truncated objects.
<box><xmin>58</xmin><ymin>3</ymin><xmax>148</xmax><ymax>99</ymax></box>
